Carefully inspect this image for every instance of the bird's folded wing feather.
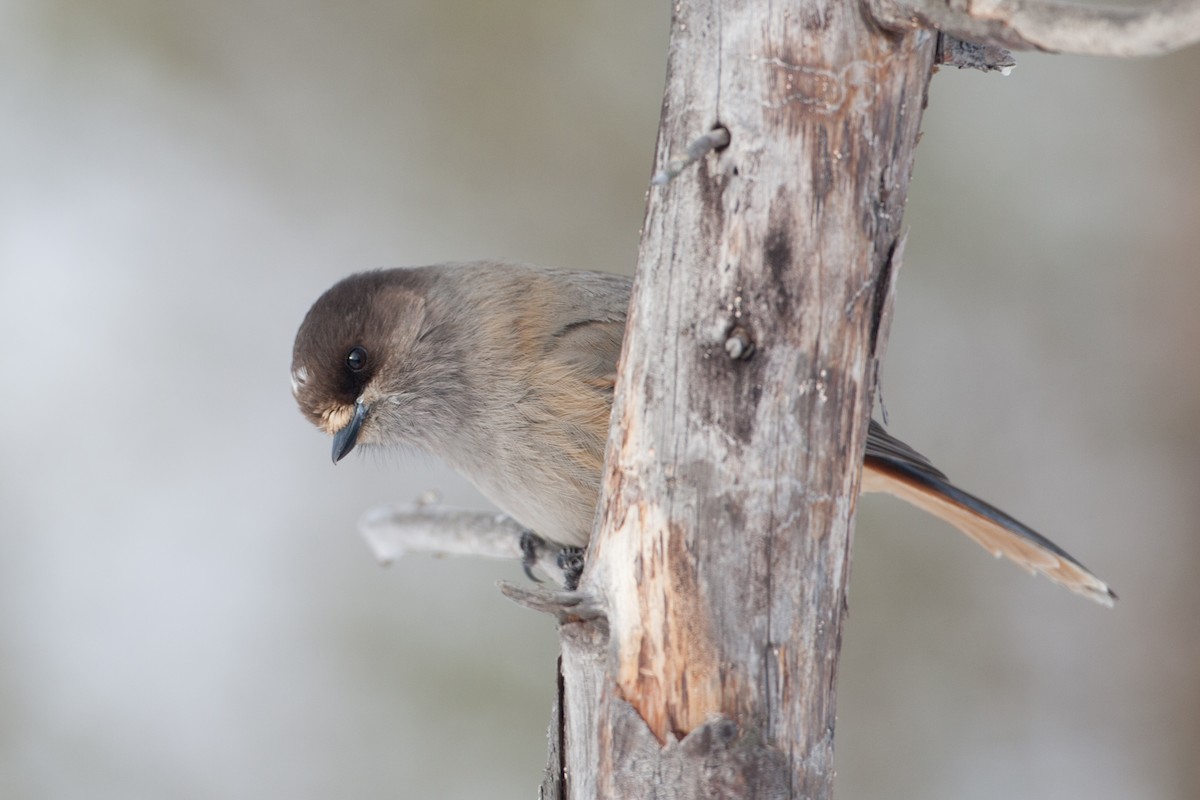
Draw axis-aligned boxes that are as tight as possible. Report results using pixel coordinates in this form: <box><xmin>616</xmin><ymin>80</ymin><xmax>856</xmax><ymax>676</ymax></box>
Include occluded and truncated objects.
<box><xmin>863</xmin><ymin>421</ymin><xmax>1116</xmax><ymax>607</ymax></box>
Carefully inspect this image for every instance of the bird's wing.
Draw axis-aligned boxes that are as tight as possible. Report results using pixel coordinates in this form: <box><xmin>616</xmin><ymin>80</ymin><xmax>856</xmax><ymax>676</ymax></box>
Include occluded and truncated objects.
<box><xmin>863</xmin><ymin>421</ymin><xmax>1116</xmax><ymax>607</ymax></box>
<box><xmin>539</xmin><ymin>269</ymin><xmax>631</xmax><ymax>390</ymax></box>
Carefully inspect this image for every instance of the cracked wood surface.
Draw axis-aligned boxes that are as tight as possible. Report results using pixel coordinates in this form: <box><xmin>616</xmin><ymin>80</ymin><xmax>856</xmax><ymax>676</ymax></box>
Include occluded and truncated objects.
<box><xmin>551</xmin><ymin>1</ymin><xmax>938</xmax><ymax>798</ymax></box>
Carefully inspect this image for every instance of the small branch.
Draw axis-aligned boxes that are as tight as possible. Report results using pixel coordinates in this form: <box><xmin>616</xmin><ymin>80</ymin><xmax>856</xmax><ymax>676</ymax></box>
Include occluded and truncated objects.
<box><xmin>651</xmin><ymin>127</ymin><xmax>731</xmax><ymax>185</ymax></box>
<box><xmin>497</xmin><ymin>581</ymin><xmax>608</xmax><ymax>624</ymax></box>
<box><xmin>357</xmin><ymin>501</ymin><xmax>567</xmax><ymax>581</ymax></box>
<box><xmin>936</xmin><ymin>34</ymin><xmax>1017</xmax><ymax>72</ymax></box>
<box><xmin>870</xmin><ymin>0</ymin><xmax>1200</xmax><ymax>57</ymax></box>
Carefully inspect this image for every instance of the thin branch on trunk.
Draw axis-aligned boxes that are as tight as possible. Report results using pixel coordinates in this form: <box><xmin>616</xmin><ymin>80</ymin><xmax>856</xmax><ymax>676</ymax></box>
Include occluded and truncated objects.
<box><xmin>358</xmin><ymin>503</ymin><xmax>569</xmax><ymax>583</ymax></box>
<box><xmin>871</xmin><ymin>0</ymin><xmax>1200</xmax><ymax>57</ymax></box>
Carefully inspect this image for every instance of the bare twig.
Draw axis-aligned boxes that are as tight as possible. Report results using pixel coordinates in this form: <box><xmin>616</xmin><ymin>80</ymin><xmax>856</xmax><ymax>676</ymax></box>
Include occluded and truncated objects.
<box><xmin>871</xmin><ymin>0</ymin><xmax>1200</xmax><ymax>57</ymax></box>
<box><xmin>651</xmin><ymin>126</ymin><xmax>731</xmax><ymax>185</ymax></box>
<box><xmin>936</xmin><ymin>34</ymin><xmax>1017</xmax><ymax>72</ymax></box>
<box><xmin>497</xmin><ymin>581</ymin><xmax>608</xmax><ymax>624</ymax></box>
<box><xmin>357</xmin><ymin>501</ymin><xmax>567</xmax><ymax>582</ymax></box>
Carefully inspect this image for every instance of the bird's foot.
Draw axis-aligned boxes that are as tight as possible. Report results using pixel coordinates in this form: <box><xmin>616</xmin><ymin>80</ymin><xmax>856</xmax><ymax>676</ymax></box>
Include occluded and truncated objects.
<box><xmin>519</xmin><ymin>530</ymin><xmax>545</xmax><ymax>583</ymax></box>
<box><xmin>557</xmin><ymin>547</ymin><xmax>585</xmax><ymax>591</ymax></box>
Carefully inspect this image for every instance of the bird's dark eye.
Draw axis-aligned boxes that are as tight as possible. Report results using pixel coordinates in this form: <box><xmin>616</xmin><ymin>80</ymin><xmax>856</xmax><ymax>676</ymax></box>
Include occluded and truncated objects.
<box><xmin>346</xmin><ymin>346</ymin><xmax>368</xmax><ymax>372</ymax></box>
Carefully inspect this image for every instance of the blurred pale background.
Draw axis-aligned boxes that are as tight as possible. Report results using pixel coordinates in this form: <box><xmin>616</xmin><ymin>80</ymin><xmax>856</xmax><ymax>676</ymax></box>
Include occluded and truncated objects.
<box><xmin>2</xmin><ymin>2</ymin><xmax>1197</xmax><ymax>798</ymax></box>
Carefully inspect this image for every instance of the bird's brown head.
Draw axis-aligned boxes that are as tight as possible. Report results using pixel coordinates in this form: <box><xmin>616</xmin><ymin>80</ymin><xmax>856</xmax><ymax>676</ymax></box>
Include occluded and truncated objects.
<box><xmin>291</xmin><ymin>270</ymin><xmax>433</xmax><ymax>463</ymax></box>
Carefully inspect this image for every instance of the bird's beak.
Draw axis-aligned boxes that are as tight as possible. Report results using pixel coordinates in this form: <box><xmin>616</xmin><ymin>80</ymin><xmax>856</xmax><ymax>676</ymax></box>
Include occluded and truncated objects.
<box><xmin>332</xmin><ymin>401</ymin><xmax>368</xmax><ymax>464</ymax></box>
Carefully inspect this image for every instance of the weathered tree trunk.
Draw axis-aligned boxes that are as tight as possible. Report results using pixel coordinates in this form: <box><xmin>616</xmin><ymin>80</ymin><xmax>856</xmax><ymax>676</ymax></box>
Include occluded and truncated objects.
<box><xmin>549</xmin><ymin>1</ymin><xmax>937</xmax><ymax>798</ymax></box>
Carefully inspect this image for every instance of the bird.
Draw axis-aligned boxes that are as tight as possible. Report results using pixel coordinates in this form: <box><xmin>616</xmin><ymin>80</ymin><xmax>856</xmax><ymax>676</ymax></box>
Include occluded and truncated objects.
<box><xmin>291</xmin><ymin>261</ymin><xmax>1115</xmax><ymax>606</ymax></box>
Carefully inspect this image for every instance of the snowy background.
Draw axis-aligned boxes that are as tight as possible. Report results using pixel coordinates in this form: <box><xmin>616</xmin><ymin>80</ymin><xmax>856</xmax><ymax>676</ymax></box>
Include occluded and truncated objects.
<box><xmin>2</xmin><ymin>2</ymin><xmax>1198</xmax><ymax>798</ymax></box>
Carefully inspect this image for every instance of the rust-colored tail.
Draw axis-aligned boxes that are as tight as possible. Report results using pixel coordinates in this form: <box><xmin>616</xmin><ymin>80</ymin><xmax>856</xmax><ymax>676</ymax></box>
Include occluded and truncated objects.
<box><xmin>862</xmin><ymin>421</ymin><xmax>1116</xmax><ymax>607</ymax></box>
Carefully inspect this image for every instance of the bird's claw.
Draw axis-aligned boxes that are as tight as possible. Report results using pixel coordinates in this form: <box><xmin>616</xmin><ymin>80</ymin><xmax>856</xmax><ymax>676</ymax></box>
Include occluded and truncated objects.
<box><xmin>557</xmin><ymin>546</ymin><xmax>585</xmax><ymax>591</ymax></box>
<box><xmin>519</xmin><ymin>530</ymin><xmax>545</xmax><ymax>583</ymax></box>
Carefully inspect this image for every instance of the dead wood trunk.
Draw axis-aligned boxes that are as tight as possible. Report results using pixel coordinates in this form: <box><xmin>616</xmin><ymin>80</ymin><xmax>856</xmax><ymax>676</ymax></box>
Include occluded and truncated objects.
<box><xmin>548</xmin><ymin>2</ymin><xmax>937</xmax><ymax>797</ymax></box>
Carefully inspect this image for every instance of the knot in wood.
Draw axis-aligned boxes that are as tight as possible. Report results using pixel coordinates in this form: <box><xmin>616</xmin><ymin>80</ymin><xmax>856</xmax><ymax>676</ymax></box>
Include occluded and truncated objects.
<box><xmin>724</xmin><ymin>326</ymin><xmax>756</xmax><ymax>360</ymax></box>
